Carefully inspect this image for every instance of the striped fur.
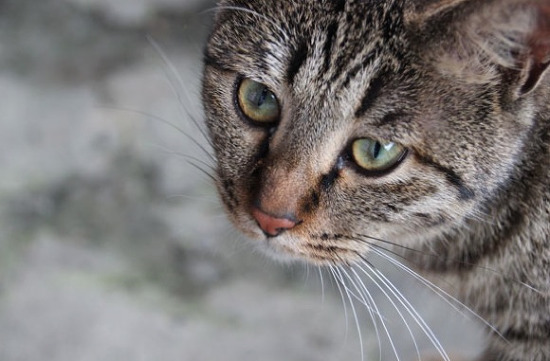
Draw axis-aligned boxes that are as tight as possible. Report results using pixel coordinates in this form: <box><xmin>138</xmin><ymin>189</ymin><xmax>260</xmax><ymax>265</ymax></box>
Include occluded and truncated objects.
<box><xmin>202</xmin><ymin>0</ymin><xmax>550</xmax><ymax>359</ymax></box>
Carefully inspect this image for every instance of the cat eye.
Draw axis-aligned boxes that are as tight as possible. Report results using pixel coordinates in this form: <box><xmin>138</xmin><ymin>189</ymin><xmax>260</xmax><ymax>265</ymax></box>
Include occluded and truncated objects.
<box><xmin>351</xmin><ymin>138</ymin><xmax>407</xmax><ymax>174</ymax></box>
<box><xmin>237</xmin><ymin>78</ymin><xmax>280</xmax><ymax>125</ymax></box>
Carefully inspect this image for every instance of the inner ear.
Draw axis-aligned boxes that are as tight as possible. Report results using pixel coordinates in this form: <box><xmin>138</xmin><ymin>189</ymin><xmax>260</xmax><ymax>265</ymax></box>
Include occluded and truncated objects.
<box><xmin>518</xmin><ymin>4</ymin><xmax>550</xmax><ymax>96</ymax></box>
<box><xmin>519</xmin><ymin>58</ymin><xmax>550</xmax><ymax>96</ymax></box>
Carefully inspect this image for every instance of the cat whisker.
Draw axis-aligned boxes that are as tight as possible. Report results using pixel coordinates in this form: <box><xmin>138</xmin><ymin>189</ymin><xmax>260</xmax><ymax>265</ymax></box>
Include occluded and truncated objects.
<box><xmin>151</xmin><ymin>142</ymin><xmax>217</xmax><ymax>182</ymax></box>
<box><xmin>304</xmin><ymin>261</ymin><xmax>311</xmax><ymax>287</ymax></box>
<box><xmin>355</xmin><ymin>259</ymin><xmax>449</xmax><ymax>361</ymax></box>
<box><xmin>352</xmin><ymin>238</ymin><xmax>474</xmax><ymax>299</ymax></box>
<box><xmin>165</xmin><ymin>194</ymin><xmax>220</xmax><ymax>205</ymax></box>
<box><xmin>146</xmin><ymin>36</ymin><xmax>215</xmax><ymax>151</ymax></box>
<box><xmin>328</xmin><ymin>265</ymin><xmax>351</xmax><ymax>344</ymax></box>
<box><xmin>183</xmin><ymin>111</ymin><xmax>215</xmax><ymax>154</ymax></box>
<box><xmin>331</xmin><ymin>265</ymin><xmax>376</xmax><ymax>358</ymax></box>
<box><xmin>333</xmin><ymin>266</ymin><xmax>366</xmax><ymax>361</ymax></box>
<box><xmin>330</xmin><ymin>265</ymin><xmax>381</xmax><ymax>315</ymax></box>
<box><xmin>350</xmin><ymin>263</ymin><xmax>418</xmax><ymax>361</ymax></box>
<box><xmin>352</xmin><ymin>233</ymin><xmax>544</xmax><ymax>296</ymax></box>
<box><xmin>318</xmin><ymin>267</ymin><xmax>326</xmax><ymax>303</ymax></box>
<box><xmin>186</xmin><ymin>160</ymin><xmax>218</xmax><ymax>183</ymax></box>
<box><xmin>373</xmin><ymin>267</ymin><xmax>449</xmax><ymax>361</ymax></box>
<box><xmin>353</xmin><ymin>232</ymin><xmax>437</xmax><ymax>258</ymax></box>
<box><xmin>209</xmin><ymin>212</ymin><xmax>234</xmax><ymax>220</ymax></box>
<box><xmin>146</xmin><ymin>35</ymin><xmax>187</xmax><ymax>102</ymax></box>
<box><xmin>367</xmin><ymin>247</ymin><xmax>507</xmax><ymax>343</ymax></box>
<box><xmin>152</xmin><ymin>143</ymin><xmax>216</xmax><ymax>171</ymax></box>
<box><xmin>345</xmin><ymin>266</ymin><xmax>386</xmax><ymax>361</ymax></box>
<box><xmin>99</xmin><ymin>106</ymin><xmax>215</xmax><ymax>163</ymax></box>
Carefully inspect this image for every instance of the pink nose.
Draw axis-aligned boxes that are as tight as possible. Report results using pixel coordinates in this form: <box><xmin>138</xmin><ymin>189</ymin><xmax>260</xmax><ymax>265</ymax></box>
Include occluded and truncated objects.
<box><xmin>251</xmin><ymin>207</ymin><xmax>298</xmax><ymax>237</ymax></box>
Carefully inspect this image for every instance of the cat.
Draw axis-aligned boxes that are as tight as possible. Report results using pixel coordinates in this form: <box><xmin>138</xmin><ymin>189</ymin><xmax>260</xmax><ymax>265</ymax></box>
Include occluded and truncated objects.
<box><xmin>201</xmin><ymin>0</ymin><xmax>550</xmax><ymax>360</ymax></box>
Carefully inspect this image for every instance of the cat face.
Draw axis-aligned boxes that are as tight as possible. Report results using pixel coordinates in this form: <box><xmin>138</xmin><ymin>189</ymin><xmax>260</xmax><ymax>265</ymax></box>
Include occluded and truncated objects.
<box><xmin>202</xmin><ymin>0</ymin><xmax>549</xmax><ymax>265</ymax></box>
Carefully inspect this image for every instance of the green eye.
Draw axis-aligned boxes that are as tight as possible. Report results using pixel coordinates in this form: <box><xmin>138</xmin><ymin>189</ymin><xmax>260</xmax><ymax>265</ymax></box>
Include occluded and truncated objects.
<box><xmin>351</xmin><ymin>138</ymin><xmax>407</xmax><ymax>173</ymax></box>
<box><xmin>237</xmin><ymin>78</ymin><xmax>280</xmax><ymax>124</ymax></box>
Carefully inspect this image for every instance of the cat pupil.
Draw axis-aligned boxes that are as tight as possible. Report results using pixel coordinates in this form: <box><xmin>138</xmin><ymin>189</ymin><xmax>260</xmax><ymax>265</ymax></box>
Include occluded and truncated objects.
<box><xmin>249</xmin><ymin>87</ymin><xmax>267</xmax><ymax>107</ymax></box>
<box><xmin>372</xmin><ymin>142</ymin><xmax>382</xmax><ymax>159</ymax></box>
<box><xmin>259</xmin><ymin>89</ymin><xmax>269</xmax><ymax>107</ymax></box>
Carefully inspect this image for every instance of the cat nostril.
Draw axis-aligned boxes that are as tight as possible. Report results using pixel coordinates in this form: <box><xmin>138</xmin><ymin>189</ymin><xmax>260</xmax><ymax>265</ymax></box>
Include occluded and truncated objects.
<box><xmin>251</xmin><ymin>207</ymin><xmax>298</xmax><ymax>237</ymax></box>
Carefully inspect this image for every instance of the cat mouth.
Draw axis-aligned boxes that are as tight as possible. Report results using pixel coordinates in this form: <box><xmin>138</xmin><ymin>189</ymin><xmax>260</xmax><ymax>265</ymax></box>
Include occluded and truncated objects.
<box><xmin>253</xmin><ymin>229</ymin><xmax>363</xmax><ymax>266</ymax></box>
<box><xmin>223</xmin><ymin>188</ymin><xmax>365</xmax><ymax>265</ymax></box>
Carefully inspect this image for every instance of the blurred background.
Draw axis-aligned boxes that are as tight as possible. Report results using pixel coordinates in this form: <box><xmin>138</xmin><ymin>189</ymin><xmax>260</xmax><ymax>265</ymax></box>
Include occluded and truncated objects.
<box><xmin>0</xmin><ymin>0</ymin><xmax>485</xmax><ymax>360</ymax></box>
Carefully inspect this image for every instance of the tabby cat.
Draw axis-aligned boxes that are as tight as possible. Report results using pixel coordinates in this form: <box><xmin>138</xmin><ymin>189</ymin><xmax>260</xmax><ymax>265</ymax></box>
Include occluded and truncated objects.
<box><xmin>201</xmin><ymin>0</ymin><xmax>550</xmax><ymax>360</ymax></box>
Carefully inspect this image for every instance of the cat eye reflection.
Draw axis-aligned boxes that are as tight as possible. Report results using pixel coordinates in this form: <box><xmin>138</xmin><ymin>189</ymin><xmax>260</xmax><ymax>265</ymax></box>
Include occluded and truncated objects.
<box><xmin>237</xmin><ymin>78</ymin><xmax>280</xmax><ymax>124</ymax></box>
<box><xmin>351</xmin><ymin>138</ymin><xmax>407</xmax><ymax>173</ymax></box>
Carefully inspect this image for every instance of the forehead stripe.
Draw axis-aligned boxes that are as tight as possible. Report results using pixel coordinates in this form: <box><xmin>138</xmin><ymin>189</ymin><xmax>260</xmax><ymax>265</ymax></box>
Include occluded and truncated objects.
<box><xmin>322</xmin><ymin>21</ymin><xmax>340</xmax><ymax>73</ymax></box>
<box><xmin>354</xmin><ymin>68</ymin><xmax>389</xmax><ymax>118</ymax></box>
<box><xmin>286</xmin><ymin>40</ymin><xmax>309</xmax><ymax>84</ymax></box>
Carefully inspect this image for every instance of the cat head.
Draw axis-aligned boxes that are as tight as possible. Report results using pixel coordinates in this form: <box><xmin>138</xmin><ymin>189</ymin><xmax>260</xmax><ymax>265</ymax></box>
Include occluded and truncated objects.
<box><xmin>202</xmin><ymin>0</ymin><xmax>550</xmax><ymax>265</ymax></box>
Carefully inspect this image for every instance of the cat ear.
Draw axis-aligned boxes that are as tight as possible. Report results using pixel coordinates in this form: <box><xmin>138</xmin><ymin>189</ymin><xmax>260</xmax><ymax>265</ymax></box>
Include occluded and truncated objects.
<box><xmin>415</xmin><ymin>1</ymin><xmax>550</xmax><ymax>98</ymax></box>
<box><xmin>516</xmin><ymin>3</ymin><xmax>550</xmax><ymax>96</ymax></box>
<box><xmin>479</xmin><ymin>1</ymin><xmax>550</xmax><ymax>97</ymax></box>
<box><xmin>444</xmin><ymin>1</ymin><xmax>550</xmax><ymax>97</ymax></box>
<box><xmin>404</xmin><ymin>0</ymin><xmax>470</xmax><ymax>25</ymax></box>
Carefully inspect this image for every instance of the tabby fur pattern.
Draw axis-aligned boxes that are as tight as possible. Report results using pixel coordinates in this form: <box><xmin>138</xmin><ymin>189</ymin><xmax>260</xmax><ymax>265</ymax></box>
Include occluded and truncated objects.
<box><xmin>202</xmin><ymin>0</ymin><xmax>550</xmax><ymax>359</ymax></box>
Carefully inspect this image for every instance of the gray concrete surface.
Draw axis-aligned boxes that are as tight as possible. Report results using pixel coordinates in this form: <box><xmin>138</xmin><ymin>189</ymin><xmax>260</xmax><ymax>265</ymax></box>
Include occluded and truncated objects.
<box><xmin>0</xmin><ymin>1</ymin><xmax>484</xmax><ymax>360</ymax></box>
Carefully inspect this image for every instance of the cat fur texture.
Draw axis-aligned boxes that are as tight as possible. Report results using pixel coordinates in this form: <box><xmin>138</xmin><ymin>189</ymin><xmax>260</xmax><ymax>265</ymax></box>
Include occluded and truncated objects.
<box><xmin>202</xmin><ymin>1</ymin><xmax>550</xmax><ymax>360</ymax></box>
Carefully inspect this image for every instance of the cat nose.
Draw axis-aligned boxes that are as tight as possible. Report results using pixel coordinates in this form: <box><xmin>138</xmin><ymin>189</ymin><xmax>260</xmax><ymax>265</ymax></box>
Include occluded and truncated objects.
<box><xmin>251</xmin><ymin>207</ymin><xmax>298</xmax><ymax>237</ymax></box>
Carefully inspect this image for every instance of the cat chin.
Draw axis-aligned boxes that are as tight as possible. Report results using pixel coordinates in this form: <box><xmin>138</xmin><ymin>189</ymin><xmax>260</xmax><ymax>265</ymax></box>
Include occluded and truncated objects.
<box><xmin>258</xmin><ymin>245</ymin><xmax>339</xmax><ymax>267</ymax></box>
<box><xmin>255</xmin><ymin>241</ymin><xmax>308</xmax><ymax>265</ymax></box>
